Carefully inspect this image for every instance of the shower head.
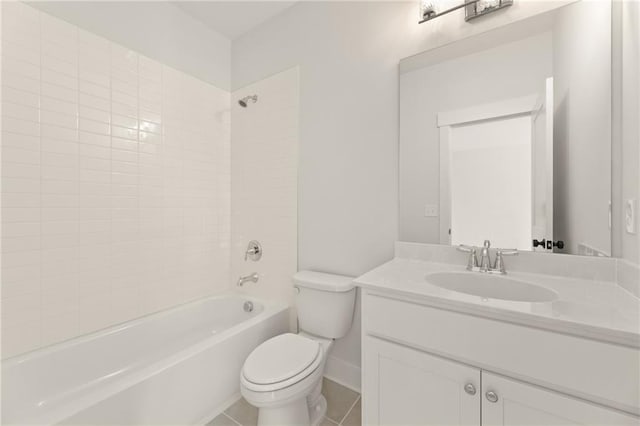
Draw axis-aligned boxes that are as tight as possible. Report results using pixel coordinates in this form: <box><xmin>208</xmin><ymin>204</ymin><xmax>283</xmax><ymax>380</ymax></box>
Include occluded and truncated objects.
<box><xmin>238</xmin><ymin>95</ymin><xmax>258</xmax><ymax>107</ymax></box>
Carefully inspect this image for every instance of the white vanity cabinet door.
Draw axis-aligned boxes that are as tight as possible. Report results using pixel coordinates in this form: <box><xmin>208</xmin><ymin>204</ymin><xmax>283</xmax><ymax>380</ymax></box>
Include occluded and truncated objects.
<box><xmin>363</xmin><ymin>336</ymin><xmax>480</xmax><ymax>426</ymax></box>
<box><xmin>482</xmin><ymin>372</ymin><xmax>640</xmax><ymax>426</ymax></box>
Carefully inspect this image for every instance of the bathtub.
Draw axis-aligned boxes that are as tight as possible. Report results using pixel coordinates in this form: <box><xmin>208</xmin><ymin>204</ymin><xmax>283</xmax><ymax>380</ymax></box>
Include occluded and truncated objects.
<box><xmin>2</xmin><ymin>294</ymin><xmax>289</xmax><ymax>425</ymax></box>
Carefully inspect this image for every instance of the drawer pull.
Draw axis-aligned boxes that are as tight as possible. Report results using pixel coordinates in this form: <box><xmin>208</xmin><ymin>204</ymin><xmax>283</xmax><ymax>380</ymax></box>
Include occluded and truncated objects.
<box><xmin>485</xmin><ymin>391</ymin><xmax>499</xmax><ymax>403</ymax></box>
<box><xmin>464</xmin><ymin>383</ymin><xmax>476</xmax><ymax>395</ymax></box>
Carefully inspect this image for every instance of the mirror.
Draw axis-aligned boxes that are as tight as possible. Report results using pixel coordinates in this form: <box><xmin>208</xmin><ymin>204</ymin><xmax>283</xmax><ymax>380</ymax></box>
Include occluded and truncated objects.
<box><xmin>399</xmin><ymin>0</ymin><xmax>615</xmax><ymax>256</ymax></box>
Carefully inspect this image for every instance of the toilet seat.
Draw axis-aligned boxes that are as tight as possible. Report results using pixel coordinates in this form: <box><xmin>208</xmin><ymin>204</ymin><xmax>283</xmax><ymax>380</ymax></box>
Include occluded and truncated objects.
<box><xmin>241</xmin><ymin>333</ymin><xmax>323</xmax><ymax>392</ymax></box>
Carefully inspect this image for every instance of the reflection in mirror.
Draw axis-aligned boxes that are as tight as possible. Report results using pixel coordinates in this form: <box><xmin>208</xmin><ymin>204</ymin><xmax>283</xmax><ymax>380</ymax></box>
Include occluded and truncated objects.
<box><xmin>399</xmin><ymin>0</ymin><xmax>613</xmax><ymax>256</ymax></box>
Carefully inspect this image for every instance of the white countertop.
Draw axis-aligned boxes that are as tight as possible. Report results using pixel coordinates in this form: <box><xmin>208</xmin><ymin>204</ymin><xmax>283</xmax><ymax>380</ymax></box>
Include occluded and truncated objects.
<box><xmin>355</xmin><ymin>258</ymin><xmax>640</xmax><ymax>348</ymax></box>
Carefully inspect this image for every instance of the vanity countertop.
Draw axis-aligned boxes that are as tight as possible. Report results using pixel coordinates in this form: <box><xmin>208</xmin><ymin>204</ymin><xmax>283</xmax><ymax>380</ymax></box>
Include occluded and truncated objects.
<box><xmin>355</xmin><ymin>257</ymin><xmax>640</xmax><ymax>348</ymax></box>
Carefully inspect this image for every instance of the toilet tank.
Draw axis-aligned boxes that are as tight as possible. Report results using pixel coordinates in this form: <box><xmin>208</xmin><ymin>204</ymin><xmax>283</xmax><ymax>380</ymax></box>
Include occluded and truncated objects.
<box><xmin>293</xmin><ymin>271</ymin><xmax>356</xmax><ymax>339</ymax></box>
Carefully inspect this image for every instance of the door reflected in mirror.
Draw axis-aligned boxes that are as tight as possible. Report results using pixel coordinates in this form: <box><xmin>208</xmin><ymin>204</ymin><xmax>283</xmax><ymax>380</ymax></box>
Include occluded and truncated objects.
<box><xmin>399</xmin><ymin>0</ymin><xmax>612</xmax><ymax>256</ymax></box>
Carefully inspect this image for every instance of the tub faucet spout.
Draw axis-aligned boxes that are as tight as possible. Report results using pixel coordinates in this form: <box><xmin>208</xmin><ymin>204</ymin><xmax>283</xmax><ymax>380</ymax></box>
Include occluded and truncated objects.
<box><xmin>237</xmin><ymin>273</ymin><xmax>259</xmax><ymax>286</ymax></box>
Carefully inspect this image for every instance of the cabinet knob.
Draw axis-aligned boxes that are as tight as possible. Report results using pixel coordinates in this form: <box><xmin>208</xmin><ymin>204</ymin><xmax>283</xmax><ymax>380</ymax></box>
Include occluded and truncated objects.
<box><xmin>485</xmin><ymin>391</ymin><xmax>499</xmax><ymax>403</ymax></box>
<box><xmin>464</xmin><ymin>383</ymin><xmax>476</xmax><ymax>395</ymax></box>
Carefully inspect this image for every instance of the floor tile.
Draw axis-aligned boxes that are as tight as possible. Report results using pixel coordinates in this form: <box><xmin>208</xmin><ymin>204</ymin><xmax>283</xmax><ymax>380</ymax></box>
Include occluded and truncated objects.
<box><xmin>224</xmin><ymin>397</ymin><xmax>258</xmax><ymax>426</ymax></box>
<box><xmin>342</xmin><ymin>397</ymin><xmax>361</xmax><ymax>426</ymax></box>
<box><xmin>322</xmin><ymin>378</ymin><xmax>360</xmax><ymax>424</ymax></box>
<box><xmin>320</xmin><ymin>416</ymin><xmax>338</xmax><ymax>426</ymax></box>
<box><xmin>207</xmin><ymin>413</ymin><xmax>238</xmax><ymax>426</ymax></box>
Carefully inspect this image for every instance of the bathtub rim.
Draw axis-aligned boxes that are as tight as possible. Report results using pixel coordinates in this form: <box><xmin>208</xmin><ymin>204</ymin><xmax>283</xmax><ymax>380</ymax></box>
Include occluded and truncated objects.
<box><xmin>2</xmin><ymin>292</ymin><xmax>289</xmax><ymax>425</ymax></box>
<box><xmin>2</xmin><ymin>292</ymin><xmax>286</xmax><ymax>365</ymax></box>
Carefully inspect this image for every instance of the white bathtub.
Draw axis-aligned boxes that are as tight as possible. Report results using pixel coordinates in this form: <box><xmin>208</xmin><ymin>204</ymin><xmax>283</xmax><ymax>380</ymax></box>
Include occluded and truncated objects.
<box><xmin>2</xmin><ymin>294</ymin><xmax>289</xmax><ymax>425</ymax></box>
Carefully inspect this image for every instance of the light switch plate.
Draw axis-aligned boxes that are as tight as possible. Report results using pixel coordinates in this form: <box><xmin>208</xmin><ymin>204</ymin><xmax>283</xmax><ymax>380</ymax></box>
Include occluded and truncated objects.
<box><xmin>626</xmin><ymin>199</ymin><xmax>637</xmax><ymax>234</ymax></box>
<box><xmin>425</xmin><ymin>204</ymin><xmax>439</xmax><ymax>217</ymax></box>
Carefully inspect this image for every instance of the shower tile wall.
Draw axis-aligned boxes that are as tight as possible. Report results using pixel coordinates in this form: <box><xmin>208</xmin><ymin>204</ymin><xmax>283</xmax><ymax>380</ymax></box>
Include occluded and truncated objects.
<box><xmin>1</xmin><ymin>3</ymin><xmax>231</xmax><ymax>358</ymax></box>
<box><xmin>231</xmin><ymin>68</ymin><xmax>299</xmax><ymax>325</ymax></box>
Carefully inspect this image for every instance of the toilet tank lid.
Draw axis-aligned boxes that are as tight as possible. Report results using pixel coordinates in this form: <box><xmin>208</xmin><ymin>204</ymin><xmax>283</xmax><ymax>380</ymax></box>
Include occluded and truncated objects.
<box><xmin>293</xmin><ymin>270</ymin><xmax>355</xmax><ymax>292</ymax></box>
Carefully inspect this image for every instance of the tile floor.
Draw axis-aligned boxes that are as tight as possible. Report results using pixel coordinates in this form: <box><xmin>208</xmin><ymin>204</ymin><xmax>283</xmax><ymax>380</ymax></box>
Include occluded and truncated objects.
<box><xmin>207</xmin><ymin>378</ymin><xmax>361</xmax><ymax>426</ymax></box>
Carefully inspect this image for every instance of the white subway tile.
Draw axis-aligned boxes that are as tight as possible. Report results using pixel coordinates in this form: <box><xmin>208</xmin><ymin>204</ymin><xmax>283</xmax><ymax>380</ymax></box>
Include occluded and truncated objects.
<box><xmin>41</xmin><ymin>110</ymin><xmax>78</xmax><ymax>130</ymax></box>
<box><xmin>80</xmin><ymin>169</ymin><xmax>110</xmax><ymax>183</ymax></box>
<box><xmin>2</xmin><ymin>86</ymin><xmax>39</xmax><ymax>109</ymax></box>
<box><xmin>1</xmin><ymin>6</ymin><xmax>235</xmax><ymax>357</ymax></box>
<box><xmin>2</xmin><ymin>162</ymin><xmax>40</xmax><ymax>179</ymax></box>
<box><xmin>111</xmin><ymin>137</ymin><xmax>138</xmax><ymax>152</ymax></box>
<box><xmin>41</xmin><ymin>96</ymin><xmax>78</xmax><ymax>116</ymax></box>
<box><xmin>111</xmin><ymin>101</ymin><xmax>136</xmax><ymax>118</ymax></box>
<box><xmin>111</xmin><ymin>90</ymin><xmax>137</xmax><ymax>108</ymax></box>
<box><xmin>2</xmin><ymin>147</ymin><xmax>41</xmax><ymax>165</ymax></box>
<box><xmin>2</xmin><ymin>193</ymin><xmax>40</xmax><ymax>208</ymax></box>
<box><xmin>79</xmin><ymin>118</ymin><xmax>110</xmax><ymax>135</ymax></box>
<box><xmin>79</xmin><ymin>131</ymin><xmax>110</xmax><ymax>147</ymax></box>
<box><xmin>79</xmin><ymin>105</ymin><xmax>110</xmax><ymax>124</ymax></box>
<box><xmin>79</xmin><ymin>144</ymin><xmax>111</xmax><ymax>160</ymax></box>
<box><xmin>2</xmin><ymin>102</ymin><xmax>39</xmax><ymax>122</ymax></box>
<box><xmin>79</xmin><ymin>80</ymin><xmax>110</xmax><ymax>100</ymax></box>
<box><xmin>79</xmin><ymin>68</ymin><xmax>110</xmax><ymax>88</ymax></box>
<box><xmin>42</xmin><ymin>207</ymin><xmax>79</xmax><ymax>222</ymax></box>
<box><xmin>42</xmin><ymin>81</ymin><xmax>77</xmax><ymax>103</ymax></box>
<box><xmin>42</xmin><ymin>152</ymin><xmax>78</xmax><ymax>169</ymax></box>
<box><xmin>2</xmin><ymin>57</ymin><xmax>40</xmax><ymax>80</ymax></box>
<box><xmin>112</xmin><ymin>114</ymin><xmax>138</xmax><ymax>130</ymax></box>
<box><xmin>41</xmin><ymin>138</ymin><xmax>79</xmax><ymax>156</ymax></box>
<box><xmin>42</xmin><ymin>124</ymin><xmax>78</xmax><ymax>142</ymax></box>
<box><xmin>42</xmin><ymin>67</ymin><xmax>77</xmax><ymax>90</ymax></box>
<box><xmin>2</xmin><ymin>71</ymin><xmax>39</xmax><ymax>94</ymax></box>
<box><xmin>79</xmin><ymin>92</ymin><xmax>110</xmax><ymax>112</ymax></box>
<box><xmin>2</xmin><ymin>39</ymin><xmax>40</xmax><ymax>66</ymax></box>
<box><xmin>42</xmin><ymin>220</ymin><xmax>79</xmax><ymax>236</ymax></box>
<box><xmin>80</xmin><ymin>156</ymin><xmax>111</xmax><ymax>172</ymax></box>
<box><xmin>3</xmin><ymin>116</ymin><xmax>39</xmax><ymax>137</ymax></box>
<box><xmin>42</xmin><ymin>165</ymin><xmax>78</xmax><ymax>182</ymax></box>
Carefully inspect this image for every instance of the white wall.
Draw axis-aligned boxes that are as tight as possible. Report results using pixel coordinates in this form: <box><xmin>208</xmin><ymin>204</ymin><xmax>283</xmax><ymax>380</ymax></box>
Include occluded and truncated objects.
<box><xmin>26</xmin><ymin>1</ymin><xmax>231</xmax><ymax>90</ymax></box>
<box><xmin>231</xmin><ymin>68</ymin><xmax>299</xmax><ymax>327</ymax></box>
<box><xmin>231</xmin><ymin>0</ymin><xmax>571</xmax><ymax>390</ymax></box>
<box><xmin>399</xmin><ymin>32</ymin><xmax>553</xmax><ymax>244</ymax></box>
<box><xmin>1</xmin><ymin>3</ymin><xmax>231</xmax><ymax>358</ymax></box>
<box><xmin>620</xmin><ymin>0</ymin><xmax>640</xmax><ymax>264</ymax></box>
<box><xmin>552</xmin><ymin>0</ymin><xmax>612</xmax><ymax>257</ymax></box>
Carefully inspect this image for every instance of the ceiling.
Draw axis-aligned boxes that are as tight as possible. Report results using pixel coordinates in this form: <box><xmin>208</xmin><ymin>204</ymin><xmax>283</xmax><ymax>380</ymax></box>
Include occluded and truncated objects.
<box><xmin>172</xmin><ymin>1</ymin><xmax>298</xmax><ymax>40</ymax></box>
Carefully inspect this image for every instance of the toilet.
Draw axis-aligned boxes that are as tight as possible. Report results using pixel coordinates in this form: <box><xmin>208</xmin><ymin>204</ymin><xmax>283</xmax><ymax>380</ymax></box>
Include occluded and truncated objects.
<box><xmin>240</xmin><ymin>271</ymin><xmax>356</xmax><ymax>426</ymax></box>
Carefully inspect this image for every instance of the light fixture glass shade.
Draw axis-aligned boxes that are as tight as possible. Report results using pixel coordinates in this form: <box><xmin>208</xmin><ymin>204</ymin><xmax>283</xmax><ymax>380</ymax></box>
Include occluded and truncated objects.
<box><xmin>420</xmin><ymin>0</ymin><xmax>436</xmax><ymax>20</ymax></box>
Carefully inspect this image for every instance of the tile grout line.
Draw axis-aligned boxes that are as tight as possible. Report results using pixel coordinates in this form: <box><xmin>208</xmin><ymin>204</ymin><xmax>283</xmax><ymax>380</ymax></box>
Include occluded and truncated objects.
<box><xmin>221</xmin><ymin>412</ymin><xmax>242</xmax><ymax>426</ymax></box>
<box><xmin>338</xmin><ymin>394</ymin><xmax>361</xmax><ymax>425</ymax></box>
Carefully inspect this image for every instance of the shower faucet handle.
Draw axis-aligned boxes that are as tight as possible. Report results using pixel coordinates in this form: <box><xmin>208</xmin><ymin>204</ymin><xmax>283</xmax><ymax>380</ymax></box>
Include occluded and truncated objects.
<box><xmin>244</xmin><ymin>240</ymin><xmax>262</xmax><ymax>261</ymax></box>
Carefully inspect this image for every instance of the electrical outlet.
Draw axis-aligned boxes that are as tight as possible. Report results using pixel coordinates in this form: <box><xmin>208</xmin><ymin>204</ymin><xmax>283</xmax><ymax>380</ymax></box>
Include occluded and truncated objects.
<box><xmin>424</xmin><ymin>204</ymin><xmax>439</xmax><ymax>217</ymax></box>
<box><xmin>626</xmin><ymin>199</ymin><xmax>637</xmax><ymax>234</ymax></box>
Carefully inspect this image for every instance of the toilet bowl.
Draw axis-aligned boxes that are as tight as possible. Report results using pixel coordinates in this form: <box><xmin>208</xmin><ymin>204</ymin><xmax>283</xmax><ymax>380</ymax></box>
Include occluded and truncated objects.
<box><xmin>240</xmin><ymin>271</ymin><xmax>356</xmax><ymax>426</ymax></box>
<box><xmin>241</xmin><ymin>333</ymin><xmax>333</xmax><ymax>426</ymax></box>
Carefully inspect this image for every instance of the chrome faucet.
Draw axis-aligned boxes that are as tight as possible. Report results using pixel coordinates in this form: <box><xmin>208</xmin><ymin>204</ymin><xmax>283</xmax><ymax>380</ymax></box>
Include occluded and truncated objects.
<box><xmin>237</xmin><ymin>272</ymin><xmax>259</xmax><ymax>286</ymax></box>
<box><xmin>479</xmin><ymin>240</ymin><xmax>492</xmax><ymax>272</ymax></box>
<box><xmin>457</xmin><ymin>240</ymin><xmax>518</xmax><ymax>274</ymax></box>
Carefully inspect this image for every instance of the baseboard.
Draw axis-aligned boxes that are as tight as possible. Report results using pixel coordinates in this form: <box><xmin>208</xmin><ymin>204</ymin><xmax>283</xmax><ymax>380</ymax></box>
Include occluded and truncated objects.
<box><xmin>324</xmin><ymin>355</ymin><xmax>361</xmax><ymax>393</ymax></box>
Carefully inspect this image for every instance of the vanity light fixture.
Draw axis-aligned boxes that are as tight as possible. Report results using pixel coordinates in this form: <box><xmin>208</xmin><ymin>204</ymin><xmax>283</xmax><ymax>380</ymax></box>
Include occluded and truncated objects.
<box><xmin>419</xmin><ymin>0</ymin><xmax>513</xmax><ymax>24</ymax></box>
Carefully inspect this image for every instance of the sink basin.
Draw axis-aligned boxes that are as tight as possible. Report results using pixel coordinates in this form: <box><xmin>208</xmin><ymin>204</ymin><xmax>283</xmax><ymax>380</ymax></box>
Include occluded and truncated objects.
<box><xmin>425</xmin><ymin>272</ymin><xmax>558</xmax><ymax>303</ymax></box>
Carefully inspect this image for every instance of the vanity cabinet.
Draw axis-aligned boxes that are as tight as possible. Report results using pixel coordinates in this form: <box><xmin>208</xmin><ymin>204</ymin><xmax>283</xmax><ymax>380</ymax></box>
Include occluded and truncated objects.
<box><xmin>363</xmin><ymin>336</ymin><xmax>480</xmax><ymax>425</ymax></box>
<box><xmin>361</xmin><ymin>291</ymin><xmax>640</xmax><ymax>426</ymax></box>
<box><xmin>481</xmin><ymin>372</ymin><xmax>639</xmax><ymax>426</ymax></box>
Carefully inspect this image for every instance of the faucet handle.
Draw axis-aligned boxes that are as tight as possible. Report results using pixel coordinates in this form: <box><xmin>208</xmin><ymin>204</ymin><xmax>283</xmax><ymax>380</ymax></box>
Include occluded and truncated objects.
<box><xmin>483</xmin><ymin>240</ymin><xmax>491</xmax><ymax>248</ymax></box>
<box><xmin>457</xmin><ymin>245</ymin><xmax>478</xmax><ymax>270</ymax></box>
<box><xmin>493</xmin><ymin>249</ymin><xmax>518</xmax><ymax>274</ymax></box>
<box><xmin>457</xmin><ymin>244</ymin><xmax>474</xmax><ymax>253</ymax></box>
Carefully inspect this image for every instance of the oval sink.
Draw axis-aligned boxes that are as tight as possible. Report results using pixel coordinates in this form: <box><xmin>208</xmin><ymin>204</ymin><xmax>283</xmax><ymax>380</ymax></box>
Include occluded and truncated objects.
<box><xmin>425</xmin><ymin>272</ymin><xmax>558</xmax><ymax>303</ymax></box>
